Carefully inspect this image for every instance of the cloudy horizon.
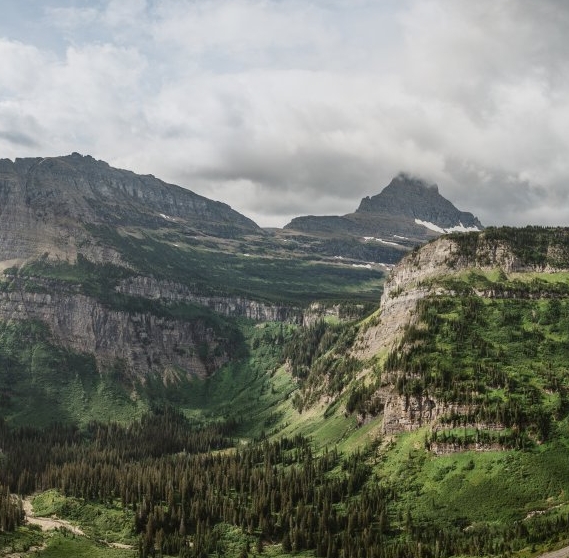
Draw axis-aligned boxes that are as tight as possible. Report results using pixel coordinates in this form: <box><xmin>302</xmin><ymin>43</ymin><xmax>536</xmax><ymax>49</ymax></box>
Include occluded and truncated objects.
<box><xmin>1</xmin><ymin>0</ymin><xmax>568</xmax><ymax>228</ymax></box>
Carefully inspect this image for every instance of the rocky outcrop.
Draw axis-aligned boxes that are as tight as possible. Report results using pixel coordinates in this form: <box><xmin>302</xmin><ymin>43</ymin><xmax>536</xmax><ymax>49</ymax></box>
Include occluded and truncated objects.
<box><xmin>382</xmin><ymin>392</ymin><xmax>470</xmax><ymax>435</ymax></box>
<box><xmin>0</xmin><ymin>283</ymin><xmax>227</xmax><ymax>379</ymax></box>
<box><xmin>115</xmin><ymin>276</ymin><xmax>302</xmax><ymax>323</ymax></box>
<box><xmin>354</xmin><ymin>239</ymin><xmax>454</xmax><ymax>360</ymax></box>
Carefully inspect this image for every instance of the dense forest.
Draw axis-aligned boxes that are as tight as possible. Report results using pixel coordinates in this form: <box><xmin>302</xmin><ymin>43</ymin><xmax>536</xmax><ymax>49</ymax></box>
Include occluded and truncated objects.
<box><xmin>1</xmin><ymin>404</ymin><xmax>569</xmax><ymax>558</ymax></box>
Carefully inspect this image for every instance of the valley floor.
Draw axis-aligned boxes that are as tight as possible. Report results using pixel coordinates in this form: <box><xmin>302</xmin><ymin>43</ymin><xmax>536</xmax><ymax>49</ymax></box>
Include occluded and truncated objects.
<box><xmin>22</xmin><ymin>498</ymin><xmax>84</xmax><ymax>536</ymax></box>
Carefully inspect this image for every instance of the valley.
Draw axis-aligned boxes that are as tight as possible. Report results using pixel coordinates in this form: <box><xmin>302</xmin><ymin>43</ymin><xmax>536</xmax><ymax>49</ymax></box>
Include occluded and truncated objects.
<box><xmin>0</xmin><ymin>156</ymin><xmax>569</xmax><ymax>557</ymax></box>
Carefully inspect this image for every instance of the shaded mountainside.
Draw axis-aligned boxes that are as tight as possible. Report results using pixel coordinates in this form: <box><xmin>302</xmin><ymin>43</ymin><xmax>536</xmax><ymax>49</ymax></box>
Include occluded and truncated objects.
<box><xmin>0</xmin><ymin>154</ymin><xmax>268</xmax><ymax>391</ymax></box>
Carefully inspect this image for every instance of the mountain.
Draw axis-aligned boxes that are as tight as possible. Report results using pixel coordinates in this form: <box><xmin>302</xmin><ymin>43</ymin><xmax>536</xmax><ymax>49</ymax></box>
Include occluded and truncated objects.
<box><xmin>0</xmin><ymin>153</ymin><xmax>262</xmax><ymax>266</ymax></box>
<box><xmin>355</xmin><ymin>173</ymin><xmax>482</xmax><ymax>231</ymax></box>
<box><xmin>0</xmin><ymin>154</ymin><xmax>386</xmax><ymax>303</ymax></box>
<box><xmin>293</xmin><ymin>225</ymin><xmax>569</xmax><ymax>436</ymax></box>
<box><xmin>283</xmin><ymin>173</ymin><xmax>483</xmax><ymax>262</ymax></box>
<box><xmin>2</xmin><ymin>153</ymin><xmax>569</xmax><ymax>557</ymax></box>
<box><xmin>0</xmin><ymin>153</ymin><xmax>386</xmax><ymax>424</ymax></box>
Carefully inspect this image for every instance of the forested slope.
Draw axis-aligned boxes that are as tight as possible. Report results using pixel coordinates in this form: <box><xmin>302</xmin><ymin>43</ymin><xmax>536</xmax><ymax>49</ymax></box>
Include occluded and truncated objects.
<box><xmin>2</xmin><ymin>227</ymin><xmax>569</xmax><ymax>558</ymax></box>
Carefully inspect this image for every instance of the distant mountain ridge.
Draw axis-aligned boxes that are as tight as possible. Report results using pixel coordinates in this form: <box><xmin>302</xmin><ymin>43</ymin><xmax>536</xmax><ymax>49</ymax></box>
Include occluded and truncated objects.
<box><xmin>285</xmin><ymin>173</ymin><xmax>483</xmax><ymax>243</ymax></box>
<box><xmin>0</xmin><ymin>155</ymin><xmax>483</xmax><ymax>268</ymax></box>
<box><xmin>0</xmin><ymin>153</ymin><xmax>261</xmax><ymax>264</ymax></box>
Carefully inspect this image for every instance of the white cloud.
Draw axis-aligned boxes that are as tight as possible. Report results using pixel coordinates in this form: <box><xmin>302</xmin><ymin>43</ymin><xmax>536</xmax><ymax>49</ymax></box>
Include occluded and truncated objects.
<box><xmin>1</xmin><ymin>0</ymin><xmax>569</xmax><ymax>228</ymax></box>
<box><xmin>0</xmin><ymin>39</ymin><xmax>54</xmax><ymax>95</ymax></box>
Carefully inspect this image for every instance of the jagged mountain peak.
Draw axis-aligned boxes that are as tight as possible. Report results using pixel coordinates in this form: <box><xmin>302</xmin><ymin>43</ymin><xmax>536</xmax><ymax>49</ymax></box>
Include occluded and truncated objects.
<box><xmin>284</xmin><ymin>173</ymin><xmax>483</xmax><ymax>249</ymax></box>
<box><xmin>359</xmin><ymin>173</ymin><xmax>439</xmax><ymax>207</ymax></box>
<box><xmin>356</xmin><ymin>172</ymin><xmax>482</xmax><ymax>231</ymax></box>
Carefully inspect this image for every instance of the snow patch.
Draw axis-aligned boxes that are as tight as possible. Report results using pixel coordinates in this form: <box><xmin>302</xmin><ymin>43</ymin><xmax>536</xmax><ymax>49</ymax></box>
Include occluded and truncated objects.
<box><xmin>160</xmin><ymin>213</ymin><xmax>177</xmax><ymax>222</ymax></box>
<box><xmin>393</xmin><ymin>235</ymin><xmax>409</xmax><ymax>240</ymax></box>
<box><xmin>363</xmin><ymin>237</ymin><xmax>403</xmax><ymax>247</ymax></box>
<box><xmin>414</xmin><ymin>219</ymin><xmax>446</xmax><ymax>234</ymax></box>
<box><xmin>352</xmin><ymin>263</ymin><xmax>372</xmax><ymax>269</ymax></box>
<box><xmin>414</xmin><ymin>219</ymin><xmax>480</xmax><ymax>234</ymax></box>
<box><xmin>445</xmin><ymin>222</ymin><xmax>481</xmax><ymax>233</ymax></box>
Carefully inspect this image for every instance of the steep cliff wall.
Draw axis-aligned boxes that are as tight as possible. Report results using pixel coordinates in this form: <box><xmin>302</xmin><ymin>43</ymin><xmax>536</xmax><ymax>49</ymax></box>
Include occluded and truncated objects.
<box><xmin>0</xmin><ymin>282</ymin><xmax>227</xmax><ymax>380</ymax></box>
<box><xmin>355</xmin><ymin>238</ymin><xmax>454</xmax><ymax>360</ymax></box>
<box><xmin>115</xmin><ymin>276</ymin><xmax>302</xmax><ymax>323</ymax></box>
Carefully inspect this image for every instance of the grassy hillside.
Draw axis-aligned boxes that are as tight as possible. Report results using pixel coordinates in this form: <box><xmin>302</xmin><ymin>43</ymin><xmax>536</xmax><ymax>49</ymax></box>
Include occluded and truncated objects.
<box><xmin>389</xmin><ymin>270</ymin><xmax>569</xmax><ymax>446</ymax></box>
<box><xmin>84</xmin><ymin>224</ymin><xmax>386</xmax><ymax>304</ymax></box>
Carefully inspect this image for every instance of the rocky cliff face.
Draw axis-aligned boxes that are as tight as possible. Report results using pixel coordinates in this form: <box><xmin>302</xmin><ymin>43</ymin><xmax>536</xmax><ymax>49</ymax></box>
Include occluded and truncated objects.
<box><xmin>354</xmin><ymin>227</ymin><xmax>569</xmax><ymax>435</ymax></box>
<box><xmin>359</xmin><ymin>228</ymin><xmax>569</xmax><ymax>362</ymax></box>
<box><xmin>355</xmin><ymin>238</ymin><xmax>456</xmax><ymax>361</ymax></box>
<box><xmin>116</xmin><ymin>276</ymin><xmax>303</xmax><ymax>323</ymax></box>
<box><xmin>0</xmin><ymin>277</ymin><xmax>227</xmax><ymax>379</ymax></box>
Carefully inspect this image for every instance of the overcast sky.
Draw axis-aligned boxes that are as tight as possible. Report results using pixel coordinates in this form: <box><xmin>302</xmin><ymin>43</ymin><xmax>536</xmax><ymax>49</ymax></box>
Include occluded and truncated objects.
<box><xmin>1</xmin><ymin>0</ymin><xmax>568</xmax><ymax>227</ymax></box>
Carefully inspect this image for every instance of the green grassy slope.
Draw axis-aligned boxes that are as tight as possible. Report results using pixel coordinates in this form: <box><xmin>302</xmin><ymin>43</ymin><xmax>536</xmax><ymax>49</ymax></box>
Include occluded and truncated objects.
<box><xmin>389</xmin><ymin>271</ymin><xmax>569</xmax><ymax>448</ymax></box>
<box><xmin>85</xmin><ymin>224</ymin><xmax>386</xmax><ymax>305</ymax></box>
<box><xmin>0</xmin><ymin>320</ymin><xmax>148</xmax><ymax>427</ymax></box>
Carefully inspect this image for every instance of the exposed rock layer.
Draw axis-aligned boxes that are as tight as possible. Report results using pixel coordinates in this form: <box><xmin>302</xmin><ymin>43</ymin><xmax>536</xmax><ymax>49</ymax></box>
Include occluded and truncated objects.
<box><xmin>116</xmin><ymin>276</ymin><xmax>303</xmax><ymax>323</ymax></box>
<box><xmin>0</xmin><ymin>281</ymin><xmax>224</xmax><ymax>379</ymax></box>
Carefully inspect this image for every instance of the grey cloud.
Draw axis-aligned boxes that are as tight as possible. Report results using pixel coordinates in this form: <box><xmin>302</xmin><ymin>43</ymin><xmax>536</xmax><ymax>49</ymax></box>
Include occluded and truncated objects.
<box><xmin>0</xmin><ymin>130</ymin><xmax>39</xmax><ymax>148</ymax></box>
<box><xmin>442</xmin><ymin>159</ymin><xmax>549</xmax><ymax>226</ymax></box>
<box><xmin>198</xmin><ymin>145</ymin><xmax>380</xmax><ymax>199</ymax></box>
